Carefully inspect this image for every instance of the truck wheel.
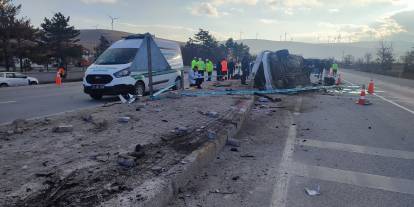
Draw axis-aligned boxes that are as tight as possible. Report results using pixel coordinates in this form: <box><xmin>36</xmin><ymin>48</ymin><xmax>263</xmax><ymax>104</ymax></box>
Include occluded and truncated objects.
<box><xmin>90</xmin><ymin>93</ymin><xmax>103</xmax><ymax>100</ymax></box>
<box><xmin>135</xmin><ymin>82</ymin><xmax>145</xmax><ymax>96</ymax></box>
<box><xmin>0</xmin><ymin>83</ymin><xmax>8</xmax><ymax>87</ymax></box>
<box><xmin>173</xmin><ymin>77</ymin><xmax>182</xmax><ymax>90</ymax></box>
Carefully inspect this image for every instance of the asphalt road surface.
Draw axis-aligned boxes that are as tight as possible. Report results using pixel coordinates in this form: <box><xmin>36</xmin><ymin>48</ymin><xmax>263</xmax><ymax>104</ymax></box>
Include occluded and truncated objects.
<box><xmin>0</xmin><ymin>71</ymin><xmax>204</xmax><ymax>125</ymax></box>
<box><xmin>0</xmin><ymin>82</ymin><xmax>109</xmax><ymax>124</ymax></box>
<box><xmin>169</xmin><ymin>69</ymin><xmax>414</xmax><ymax>207</ymax></box>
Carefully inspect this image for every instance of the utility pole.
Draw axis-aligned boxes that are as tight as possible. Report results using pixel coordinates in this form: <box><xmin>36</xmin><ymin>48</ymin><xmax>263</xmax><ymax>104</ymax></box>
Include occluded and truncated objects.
<box><xmin>284</xmin><ymin>32</ymin><xmax>287</xmax><ymax>41</ymax></box>
<box><xmin>108</xmin><ymin>15</ymin><xmax>119</xmax><ymax>31</ymax></box>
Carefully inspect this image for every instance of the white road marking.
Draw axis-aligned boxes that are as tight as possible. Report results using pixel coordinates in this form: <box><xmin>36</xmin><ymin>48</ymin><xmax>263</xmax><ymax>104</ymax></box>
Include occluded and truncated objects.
<box><xmin>297</xmin><ymin>139</ymin><xmax>414</xmax><ymax>160</ymax></box>
<box><xmin>374</xmin><ymin>93</ymin><xmax>414</xmax><ymax>115</ymax></box>
<box><xmin>271</xmin><ymin>97</ymin><xmax>302</xmax><ymax>207</ymax></box>
<box><xmin>0</xmin><ymin>101</ymin><xmax>16</xmax><ymax>104</ymax></box>
<box><xmin>343</xmin><ymin>79</ymin><xmax>414</xmax><ymax>115</ymax></box>
<box><xmin>289</xmin><ymin>162</ymin><xmax>414</xmax><ymax>195</ymax></box>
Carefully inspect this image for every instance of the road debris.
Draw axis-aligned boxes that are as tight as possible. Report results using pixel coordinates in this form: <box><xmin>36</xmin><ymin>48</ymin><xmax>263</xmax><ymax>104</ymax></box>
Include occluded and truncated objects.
<box><xmin>258</xmin><ymin>97</ymin><xmax>270</xmax><ymax>103</ymax></box>
<box><xmin>52</xmin><ymin>125</ymin><xmax>73</xmax><ymax>133</ymax></box>
<box><xmin>230</xmin><ymin>147</ymin><xmax>239</xmax><ymax>152</ymax></box>
<box><xmin>232</xmin><ymin>176</ymin><xmax>240</xmax><ymax>181</ymax></box>
<box><xmin>174</xmin><ymin>126</ymin><xmax>189</xmax><ymax>135</ymax></box>
<box><xmin>151</xmin><ymin>166</ymin><xmax>166</xmax><ymax>175</ymax></box>
<box><xmin>207</xmin><ymin>130</ymin><xmax>217</xmax><ymax>140</ymax></box>
<box><xmin>226</xmin><ymin>138</ymin><xmax>241</xmax><ymax>147</ymax></box>
<box><xmin>255</xmin><ymin>93</ymin><xmax>282</xmax><ymax>103</ymax></box>
<box><xmin>305</xmin><ymin>184</ymin><xmax>321</xmax><ymax>196</ymax></box>
<box><xmin>240</xmin><ymin>154</ymin><xmax>255</xmax><ymax>158</ymax></box>
<box><xmin>118</xmin><ymin>116</ymin><xmax>131</xmax><ymax>123</ymax></box>
<box><xmin>117</xmin><ymin>154</ymin><xmax>137</xmax><ymax>168</ymax></box>
<box><xmin>209</xmin><ymin>189</ymin><xmax>234</xmax><ymax>194</ymax></box>
<box><xmin>119</xmin><ymin>94</ymin><xmax>137</xmax><ymax>104</ymax></box>
<box><xmin>198</xmin><ymin>111</ymin><xmax>220</xmax><ymax>118</ymax></box>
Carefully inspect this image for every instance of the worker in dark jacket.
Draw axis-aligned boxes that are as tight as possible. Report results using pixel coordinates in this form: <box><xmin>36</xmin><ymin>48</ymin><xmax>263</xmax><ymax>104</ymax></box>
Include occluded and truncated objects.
<box><xmin>216</xmin><ymin>60</ymin><xmax>222</xmax><ymax>81</ymax></box>
<box><xmin>241</xmin><ymin>56</ymin><xmax>250</xmax><ymax>85</ymax></box>
<box><xmin>228</xmin><ymin>59</ymin><xmax>235</xmax><ymax>80</ymax></box>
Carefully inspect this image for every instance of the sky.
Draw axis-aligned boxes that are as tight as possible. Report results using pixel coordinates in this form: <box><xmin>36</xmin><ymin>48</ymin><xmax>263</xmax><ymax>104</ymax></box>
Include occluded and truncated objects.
<box><xmin>13</xmin><ymin>0</ymin><xmax>414</xmax><ymax>43</ymax></box>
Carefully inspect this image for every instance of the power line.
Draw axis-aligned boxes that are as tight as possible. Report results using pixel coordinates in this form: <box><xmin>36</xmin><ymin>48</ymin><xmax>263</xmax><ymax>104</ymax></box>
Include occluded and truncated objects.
<box><xmin>108</xmin><ymin>15</ymin><xmax>119</xmax><ymax>31</ymax></box>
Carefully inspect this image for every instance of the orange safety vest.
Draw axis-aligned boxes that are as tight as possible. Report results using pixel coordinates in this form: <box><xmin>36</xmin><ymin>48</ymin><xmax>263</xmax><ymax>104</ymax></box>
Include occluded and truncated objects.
<box><xmin>221</xmin><ymin>60</ymin><xmax>228</xmax><ymax>72</ymax></box>
<box><xmin>57</xmin><ymin>67</ymin><xmax>65</xmax><ymax>77</ymax></box>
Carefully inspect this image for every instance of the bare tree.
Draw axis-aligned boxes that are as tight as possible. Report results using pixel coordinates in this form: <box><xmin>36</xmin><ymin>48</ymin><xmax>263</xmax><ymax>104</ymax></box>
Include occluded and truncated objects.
<box><xmin>364</xmin><ymin>53</ymin><xmax>372</xmax><ymax>65</ymax></box>
<box><xmin>343</xmin><ymin>54</ymin><xmax>354</xmax><ymax>66</ymax></box>
<box><xmin>376</xmin><ymin>40</ymin><xmax>394</xmax><ymax>70</ymax></box>
<box><xmin>402</xmin><ymin>48</ymin><xmax>414</xmax><ymax>72</ymax></box>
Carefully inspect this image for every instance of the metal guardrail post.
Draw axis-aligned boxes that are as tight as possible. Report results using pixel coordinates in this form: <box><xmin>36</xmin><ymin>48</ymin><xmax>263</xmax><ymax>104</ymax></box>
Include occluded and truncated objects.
<box><xmin>180</xmin><ymin>69</ymin><xmax>184</xmax><ymax>90</ymax></box>
<box><xmin>146</xmin><ymin>34</ymin><xmax>154</xmax><ymax>96</ymax></box>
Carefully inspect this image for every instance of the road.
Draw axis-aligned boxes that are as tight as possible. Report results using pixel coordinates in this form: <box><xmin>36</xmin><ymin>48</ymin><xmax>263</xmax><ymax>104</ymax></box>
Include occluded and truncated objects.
<box><xmin>168</xmin><ymin>69</ymin><xmax>414</xmax><ymax>207</ymax></box>
<box><xmin>0</xmin><ymin>82</ymin><xmax>111</xmax><ymax>124</ymax></box>
<box><xmin>0</xmin><ymin>71</ymin><xmax>194</xmax><ymax>125</ymax></box>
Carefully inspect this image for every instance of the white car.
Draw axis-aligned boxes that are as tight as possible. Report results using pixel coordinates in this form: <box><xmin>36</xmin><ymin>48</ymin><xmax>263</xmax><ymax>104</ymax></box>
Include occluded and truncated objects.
<box><xmin>83</xmin><ymin>34</ymin><xmax>183</xmax><ymax>100</ymax></box>
<box><xmin>0</xmin><ymin>72</ymin><xmax>39</xmax><ymax>87</ymax></box>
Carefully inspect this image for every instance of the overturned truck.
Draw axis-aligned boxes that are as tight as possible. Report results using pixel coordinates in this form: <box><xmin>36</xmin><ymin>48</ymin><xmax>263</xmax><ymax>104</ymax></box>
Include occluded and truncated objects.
<box><xmin>251</xmin><ymin>50</ymin><xmax>311</xmax><ymax>90</ymax></box>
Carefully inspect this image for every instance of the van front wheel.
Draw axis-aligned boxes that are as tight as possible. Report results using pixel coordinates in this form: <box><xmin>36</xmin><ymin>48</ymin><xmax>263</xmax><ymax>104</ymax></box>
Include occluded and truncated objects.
<box><xmin>135</xmin><ymin>82</ymin><xmax>145</xmax><ymax>96</ymax></box>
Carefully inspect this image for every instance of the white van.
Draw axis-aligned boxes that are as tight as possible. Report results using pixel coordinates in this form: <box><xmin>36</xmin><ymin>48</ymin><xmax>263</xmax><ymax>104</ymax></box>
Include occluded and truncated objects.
<box><xmin>83</xmin><ymin>34</ymin><xmax>183</xmax><ymax>100</ymax></box>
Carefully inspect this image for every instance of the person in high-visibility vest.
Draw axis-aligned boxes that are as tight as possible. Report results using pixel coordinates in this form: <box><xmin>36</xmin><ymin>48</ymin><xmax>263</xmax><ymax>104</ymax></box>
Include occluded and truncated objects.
<box><xmin>205</xmin><ymin>59</ymin><xmax>213</xmax><ymax>81</ymax></box>
<box><xmin>191</xmin><ymin>57</ymin><xmax>197</xmax><ymax>70</ymax></box>
<box><xmin>197</xmin><ymin>58</ymin><xmax>205</xmax><ymax>79</ymax></box>
<box><xmin>221</xmin><ymin>58</ymin><xmax>228</xmax><ymax>80</ymax></box>
<box><xmin>56</xmin><ymin>66</ymin><xmax>65</xmax><ymax>86</ymax></box>
<box><xmin>332</xmin><ymin>63</ymin><xmax>339</xmax><ymax>77</ymax></box>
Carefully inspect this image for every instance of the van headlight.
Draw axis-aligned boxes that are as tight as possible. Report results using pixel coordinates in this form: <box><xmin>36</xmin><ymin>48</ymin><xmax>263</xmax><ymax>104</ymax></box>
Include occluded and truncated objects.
<box><xmin>114</xmin><ymin>68</ymin><xmax>131</xmax><ymax>78</ymax></box>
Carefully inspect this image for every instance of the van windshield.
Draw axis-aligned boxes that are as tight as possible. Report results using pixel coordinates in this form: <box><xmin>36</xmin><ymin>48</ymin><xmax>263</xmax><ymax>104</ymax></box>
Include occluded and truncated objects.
<box><xmin>95</xmin><ymin>48</ymin><xmax>138</xmax><ymax>65</ymax></box>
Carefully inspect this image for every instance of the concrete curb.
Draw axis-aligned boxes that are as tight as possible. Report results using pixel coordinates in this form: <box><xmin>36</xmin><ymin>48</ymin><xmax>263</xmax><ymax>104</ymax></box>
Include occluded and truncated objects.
<box><xmin>101</xmin><ymin>96</ymin><xmax>255</xmax><ymax>207</ymax></box>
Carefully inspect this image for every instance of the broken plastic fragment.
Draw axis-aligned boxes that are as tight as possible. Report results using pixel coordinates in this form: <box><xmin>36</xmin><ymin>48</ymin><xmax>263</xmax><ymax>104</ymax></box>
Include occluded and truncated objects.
<box><xmin>305</xmin><ymin>184</ymin><xmax>320</xmax><ymax>196</ymax></box>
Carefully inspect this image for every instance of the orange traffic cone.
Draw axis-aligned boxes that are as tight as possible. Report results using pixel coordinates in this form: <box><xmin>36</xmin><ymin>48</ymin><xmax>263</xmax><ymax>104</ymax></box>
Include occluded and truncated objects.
<box><xmin>356</xmin><ymin>85</ymin><xmax>372</xmax><ymax>105</ymax></box>
<box><xmin>336</xmin><ymin>74</ymin><xmax>342</xmax><ymax>85</ymax></box>
<box><xmin>368</xmin><ymin>80</ymin><xmax>374</xmax><ymax>94</ymax></box>
<box><xmin>356</xmin><ymin>88</ymin><xmax>366</xmax><ymax>105</ymax></box>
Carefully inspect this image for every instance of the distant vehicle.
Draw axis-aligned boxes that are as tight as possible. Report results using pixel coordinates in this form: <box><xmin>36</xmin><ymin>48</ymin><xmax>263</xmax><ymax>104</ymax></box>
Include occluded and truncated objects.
<box><xmin>83</xmin><ymin>34</ymin><xmax>183</xmax><ymax>100</ymax></box>
<box><xmin>0</xmin><ymin>72</ymin><xmax>39</xmax><ymax>87</ymax></box>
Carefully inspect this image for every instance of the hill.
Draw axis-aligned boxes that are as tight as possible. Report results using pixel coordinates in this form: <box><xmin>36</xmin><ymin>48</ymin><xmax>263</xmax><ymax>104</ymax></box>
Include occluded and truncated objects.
<box><xmin>78</xmin><ymin>30</ymin><xmax>414</xmax><ymax>60</ymax></box>
<box><xmin>237</xmin><ymin>39</ymin><xmax>414</xmax><ymax>60</ymax></box>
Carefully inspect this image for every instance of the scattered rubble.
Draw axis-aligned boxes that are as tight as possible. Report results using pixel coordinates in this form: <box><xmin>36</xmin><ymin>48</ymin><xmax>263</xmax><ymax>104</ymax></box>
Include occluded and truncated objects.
<box><xmin>0</xmin><ymin>82</ymin><xmax>251</xmax><ymax>207</ymax></box>
<box><xmin>231</xmin><ymin>176</ymin><xmax>240</xmax><ymax>181</ymax></box>
<box><xmin>198</xmin><ymin>111</ymin><xmax>220</xmax><ymax>118</ymax></box>
<box><xmin>240</xmin><ymin>154</ymin><xmax>255</xmax><ymax>158</ymax></box>
<box><xmin>226</xmin><ymin>138</ymin><xmax>241</xmax><ymax>147</ymax></box>
<box><xmin>52</xmin><ymin>125</ymin><xmax>73</xmax><ymax>133</ymax></box>
<box><xmin>207</xmin><ymin>130</ymin><xmax>217</xmax><ymax>140</ymax></box>
<box><xmin>117</xmin><ymin>154</ymin><xmax>137</xmax><ymax>168</ymax></box>
<box><xmin>118</xmin><ymin>116</ymin><xmax>131</xmax><ymax>123</ymax></box>
<box><xmin>230</xmin><ymin>147</ymin><xmax>239</xmax><ymax>152</ymax></box>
